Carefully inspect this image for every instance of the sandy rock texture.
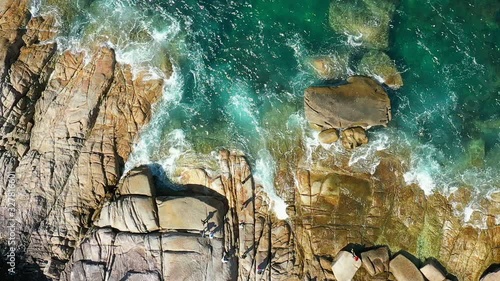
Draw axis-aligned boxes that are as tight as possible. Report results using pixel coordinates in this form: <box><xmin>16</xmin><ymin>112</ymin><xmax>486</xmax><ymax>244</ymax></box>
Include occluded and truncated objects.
<box><xmin>0</xmin><ymin>1</ymin><xmax>164</xmax><ymax>279</ymax></box>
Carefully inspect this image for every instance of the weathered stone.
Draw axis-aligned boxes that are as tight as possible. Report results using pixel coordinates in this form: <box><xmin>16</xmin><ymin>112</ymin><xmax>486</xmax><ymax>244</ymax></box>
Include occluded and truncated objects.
<box><xmin>304</xmin><ymin>76</ymin><xmax>391</xmax><ymax>130</ymax></box>
<box><xmin>0</xmin><ymin>5</ymin><xmax>165</xmax><ymax>275</ymax></box>
<box><xmin>68</xmin><ymin>261</ymin><xmax>105</xmax><ymax>281</ymax></box>
<box><xmin>420</xmin><ymin>263</ymin><xmax>446</xmax><ymax>281</ymax></box>
<box><xmin>95</xmin><ymin>196</ymin><xmax>159</xmax><ymax>233</ymax></box>
<box><xmin>389</xmin><ymin>255</ymin><xmax>424</xmax><ymax>281</ymax></box>
<box><xmin>342</xmin><ymin>127</ymin><xmax>369</xmax><ymax>149</ymax></box>
<box><xmin>119</xmin><ymin>166</ymin><xmax>155</xmax><ymax>197</ymax></box>
<box><xmin>156</xmin><ymin>196</ymin><xmax>225</xmax><ymax>237</ymax></box>
<box><xmin>318</xmin><ymin>128</ymin><xmax>339</xmax><ymax>144</ymax></box>
<box><xmin>62</xmin><ymin>228</ymin><xmax>234</xmax><ymax>281</ymax></box>
<box><xmin>361</xmin><ymin>247</ymin><xmax>390</xmax><ymax>276</ymax></box>
<box><xmin>331</xmin><ymin>250</ymin><xmax>362</xmax><ymax>281</ymax></box>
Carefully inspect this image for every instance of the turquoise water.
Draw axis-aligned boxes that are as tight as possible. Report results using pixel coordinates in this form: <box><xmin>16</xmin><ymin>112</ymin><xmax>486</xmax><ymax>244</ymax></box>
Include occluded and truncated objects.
<box><xmin>36</xmin><ymin>0</ymin><xmax>500</xmax><ymax>209</ymax></box>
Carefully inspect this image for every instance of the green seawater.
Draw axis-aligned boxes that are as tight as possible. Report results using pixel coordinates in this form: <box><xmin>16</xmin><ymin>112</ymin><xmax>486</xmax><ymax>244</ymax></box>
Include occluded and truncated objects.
<box><xmin>35</xmin><ymin>0</ymin><xmax>500</xmax><ymax>207</ymax></box>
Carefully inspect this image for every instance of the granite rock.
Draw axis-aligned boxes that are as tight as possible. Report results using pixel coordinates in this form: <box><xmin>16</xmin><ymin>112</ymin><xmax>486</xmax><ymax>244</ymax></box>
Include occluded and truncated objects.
<box><xmin>420</xmin><ymin>263</ymin><xmax>446</xmax><ymax>281</ymax></box>
<box><xmin>361</xmin><ymin>247</ymin><xmax>390</xmax><ymax>276</ymax></box>
<box><xmin>304</xmin><ymin>76</ymin><xmax>391</xmax><ymax>130</ymax></box>
<box><xmin>318</xmin><ymin>128</ymin><xmax>339</xmax><ymax>144</ymax></box>
<box><xmin>389</xmin><ymin>254</ymin><xmax>424</xmax><ymax>281</ymax></box>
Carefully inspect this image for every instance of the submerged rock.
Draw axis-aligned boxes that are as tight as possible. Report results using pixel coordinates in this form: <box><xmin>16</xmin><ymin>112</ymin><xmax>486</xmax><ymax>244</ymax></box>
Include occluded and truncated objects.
<box><xmin>358</xmin><ymin>50</ymin><xmax>404</xmax><ymax>89</ymax></box>
<box><xmin>329</xmin><ymin>0</ymin><xmax>398</xmax><ymax>50</ymax></box>
<box><xmin>309</xmin><ymin>54</ymin><xmax>349</xmax><ymax>80</ymax></box>
<box><xmin>466</xmin><ymin>138</ymin><xmax>485</xmax><ymax>167</ymax></box>
<box><xmin>305</xmin><ymin>76</ymin><xmax>391</xmax><ymax>130</ymax></box>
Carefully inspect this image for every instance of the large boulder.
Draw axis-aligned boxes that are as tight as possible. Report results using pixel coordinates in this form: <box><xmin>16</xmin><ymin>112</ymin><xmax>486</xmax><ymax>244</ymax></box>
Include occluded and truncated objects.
<box><xmin>420</xmin><ymin>263</ymin><xmax>446</xmax><ymax>281</ymax></box>
<box><xmin>389</xmin><ymin>254</ymin><xmax>424</xmax><ymax>281</ymax></box>
<box><xmin>329</xmin><ymin>0</ymin><xmax>398</xmax><ymax>50</ymax></box>
<box><xmin>361</xmin><ymin>247</ymin><xmax>390</xmax><ymax>276</ymax></box>
<box><xmin>95</xmin><ymin>197</ymin><xmax>159</xmax><ymax>233</ymax></box>
<box><xmin>156</xmin><ymin>196</ymin><xmax>226</xmax><ymax>237</ymax></box>
<box><xmin>304</xmin><ymin>76</ymin><xmax>391</xmax><ymax>130</ymax></box>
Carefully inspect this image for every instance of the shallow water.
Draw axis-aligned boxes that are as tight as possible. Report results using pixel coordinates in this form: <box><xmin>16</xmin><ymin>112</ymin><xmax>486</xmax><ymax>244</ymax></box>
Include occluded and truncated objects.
<box><xmin>36</xmin><ymin>0</ymin><xmax>500</xmax><ymax>216</ymax></box>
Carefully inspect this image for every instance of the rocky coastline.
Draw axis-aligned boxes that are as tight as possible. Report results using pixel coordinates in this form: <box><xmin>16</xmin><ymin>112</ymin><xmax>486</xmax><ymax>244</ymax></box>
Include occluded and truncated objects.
<box><xmin>0</xmin><ymin>1</ymin><xmax>498</xmax><ymax>281</ymax></box>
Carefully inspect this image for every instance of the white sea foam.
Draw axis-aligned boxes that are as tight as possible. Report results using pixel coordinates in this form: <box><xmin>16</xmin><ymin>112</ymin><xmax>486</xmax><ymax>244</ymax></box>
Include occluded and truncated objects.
<box><xmin>345</xmin><ymin>32</ymin><xmax>363</xmax><ymax>47</ymax></box>
<box><xmin>403</xmin><ymin>160</ymin><xmax>437</xmax><ymax>196</ymax></box>
<box><xmin>463</xmin><ymin>205</ymin><xmax>474</xmax><ymax>222</ymax></box>
<box><xmin>124</xmin><ymin>63</ymin><xmax>184</xmax><ymax>172</ymax></box>
<box><xmin>254</xmin><ymin>149</ymin><xmax>289</xmax><ymax>220</ymax></box>
<box><xmin>348</xmin><ymin>132</ymin><xmax>389</xmax><ymax>175</ymax></box>
<box><xmin>29</xmin><ymin>0</ymin><xmax>42</xmax><ymax>16</ymax></box>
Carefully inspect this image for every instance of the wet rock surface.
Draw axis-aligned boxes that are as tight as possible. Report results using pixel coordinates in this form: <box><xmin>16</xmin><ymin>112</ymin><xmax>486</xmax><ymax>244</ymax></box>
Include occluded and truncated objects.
<box><xmin>358</xmin><ymin>50</ymin><xmax>404</xmax><ymax>90</ymax></box>
<box><xmin>0</xmin><ymin>1</ymin><xmax>498</xmax><ymax>281</ymax></box>
<box><xmin>304</xmin><ymin>76</ymin><xmax>391</xmax><ymax>130</ymax></box>
<box><xmin>305</xmin><ymin>76</ymin><xmax>389</xmax><ymax>149</ymax></box>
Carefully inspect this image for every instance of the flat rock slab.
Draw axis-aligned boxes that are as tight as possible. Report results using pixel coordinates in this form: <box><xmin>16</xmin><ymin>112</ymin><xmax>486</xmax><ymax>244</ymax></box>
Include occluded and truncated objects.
<box><xmin>304</xmin><ymin>76</ymin><xmax>391</xmax><ymax>129</ymax></box>
<box><xmin>156</xmin><ymin>196</ymin><xmax>226</xmax><ymax>237</ymax></box>
<box><xmin>389</xmin><ymin>254</ymin><xmax>424</xmax><ymax>281</ymax></box>
<box><xmin>95</xmin><ymin>196</ymin><xmax>159</xmax><ymax>233</ymax></box>
<box><xmin>420</xmin><ymin>264</ymin><xmax>446</xmax><ymax>281</ymax></box>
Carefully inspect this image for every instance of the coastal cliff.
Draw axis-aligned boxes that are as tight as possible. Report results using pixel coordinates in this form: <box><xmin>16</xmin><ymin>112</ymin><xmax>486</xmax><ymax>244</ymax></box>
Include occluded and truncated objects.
<box><xmin>0</xmin><ymin>1</ymin><xmax>498</xmax><ymax>281</ymax></box>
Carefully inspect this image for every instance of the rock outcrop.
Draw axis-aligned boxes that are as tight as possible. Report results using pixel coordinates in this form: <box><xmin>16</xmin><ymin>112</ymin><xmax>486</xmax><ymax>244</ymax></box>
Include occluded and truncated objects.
<box><xmin>64</xmin><ymin>151</ymin><xmax>299</xmax><ymax>281</ymax></box>
<box><xmin>305</xmin><ymin>76</ymin><xmax>390</xmax><ymax>149</ymax></box>
<box><xmin>341</xmin><ymin>127</ymin><xmax>369</xmax><ymax>149</ymax></box>
<box><xmin>304</xmin><ymin>76</ymin><xmax>391</xmax><ymax>130</ymax></box>
<box><xmin>62</xmin><ymin>165</ymin><xmax>234</xmax><ymax>281</ymax></box>
<box><xmin>0</xmin><ymin>1</ymin><xmax>498</xmax><ymax>281</ymax></box>
<box><xmin>0</xmin><ymin>1</ymin><xmax>165</xmax><ymax>278</ymax></box>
